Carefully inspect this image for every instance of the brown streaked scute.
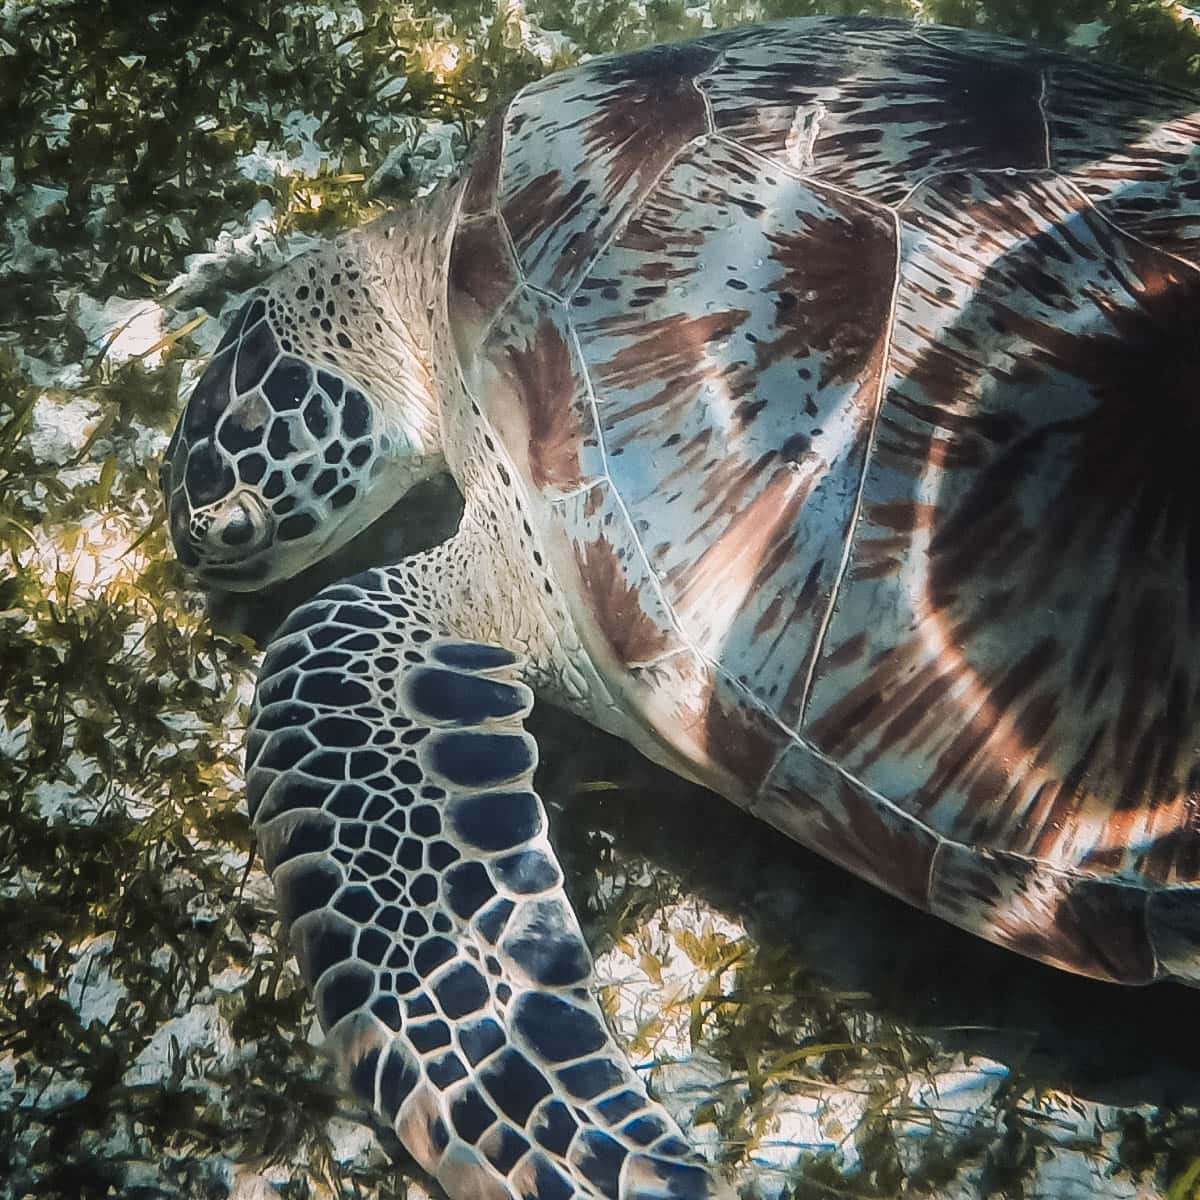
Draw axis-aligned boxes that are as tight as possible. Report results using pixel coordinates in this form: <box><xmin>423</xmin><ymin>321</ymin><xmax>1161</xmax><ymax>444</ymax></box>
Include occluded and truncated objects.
<box><xmin>502</xmin><ymin>170</ymin><xmax>595</xmax><ymax>278</ymax></box>
<box><xmin>576</xmin><ymin>535</ymin><xmax>676</xmax><ymax>666</ymax></box>
<box><xmin>1044</xmin><ymin>58</ymin><xmax>1200</xmax><ymax>266</ymax></box>
<box><xmin>758</xmin><ymin>204</ymin><xmax>896</xmax><ymax>380</ymax></box>
<box><xmin>760</xmin><ymin>742</ymin><xmax>940</xmax><ymax>911</ymax></box>
<box><xmin>806</xmin><ymin>169</ymin><xmax>1200</xmax><ymax>896</ymax></box>
<box><xmin>476</xmin><ymin>287</ymin><xmax>603</xmax><ymax>499</ymax></box>
<box><xmin>579</xmin><ymin>41</ymin><xmax>715</xmax><ymax>204</ymax></box>
<box><xmin>929</xmin><ymin>843</ymin><xmax>1156</xmax><ymax>984</ymax></box>
<box><xmin>592</xmin><ymin>308</ymin><xmax>751</xmax><ymax>421</ymax></box>
<box><xmin>668</xmin><ymin>464</ymin><xmax>817</xmax><ymax>646</ymax></box>
<box><xmin>703</xmin><ymin>20</ymin><xmax>1046</xmax><ymax>203</ymax></box>
<box><xmin>702</xmin><ymin>675</ymin><xmax>790</xmax><ymax>794</ymax></box>
<box><xmin>460</xmin><ymin>103</ymin><xmax>509</xmax><ymax>218</ymax></box>
<box><xmin>498</xmin><ymin>317</ymin><xmax>584</xmax><ymax>492</ymax></box>
<box><xmin>447</xmin><ymin>216</ymin><xmax>522</xmax><ymax>363</ymax></box>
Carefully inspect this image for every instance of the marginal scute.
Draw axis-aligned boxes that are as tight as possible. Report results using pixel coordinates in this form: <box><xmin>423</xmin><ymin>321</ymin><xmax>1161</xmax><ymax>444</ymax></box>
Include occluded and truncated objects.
<box><xmin>449</xmin><ymin>791</ymin><xmax>543</xmax><ymax>852</ymax></box>
<box><xmin>531</xmin><ymin>1099</ymin><xmax>577</xmax><ymax>1155</ymax></box>
<box><xmin>474</xmin><ymin>286</ymin><xmax>603</xmax><ymax>498</ymax></box>
<box><xmin>254</xmin><ymin>774</ymin><xmax>329</xmax><ymax>824</ymax></box>
<box><xmin>492</xmin><ymin>850</ymin><xmax>559</xmax><ymax>894</ymax></box>
<box><xmin>253</xmin><ymin>727</ymin><xmax>316</xmax><ymax>776</ymax></box>
<box><xmin>518</xmin><ymin>1154</ymin><xmax>574</xmax><ymax>1200</ymax></box>
<box><xmin>431</xmin><ymin>641</ymin><xmax>519</xmax><ymax>671</ymax></box>
<box><xmin>348</xmin><ymin>1045</ymin><xmax>382</xmax><ymax>1108</ymax></box>
<box><xmin>481</xmin><ymin>1122</ymin><xmax>532</xmax><ymax>1173</ymax></box>
<box><xmin>621</xmin><ymin>1114</ymin><xmax>668</xmax><ymax>1145</ymax></box>
<box><xmin>760</xmin><ymin>741</ymin><xmax>939</xmax><ymax>911</ymax></box>
<box><xmin>257</xmin><ymin>809</ymin><xmax>335</xmax><ymax>872</ymax></box>
<box><xmin>316</xmin><ymin>962</ymin><xmax>375</xmax><ymax>1028</ymax></box>
<box><xmin>928</xmin><ymin>843</ymin><xmax>1157</xmax><ymax>984</ymax></box>
<box><xmin>1148</xmin><ymin>888</ymin><xmax>1200</xmax><ymax>982</ymax></box>
<box><xmin>293</xmin><ymin>914</ymin><xmax>354</xmax><ymax>987</ymax></box>
<box><xmin>404</xmin><ymin>666</ymin><xmax>529</xmax><ymax>725</ymax></box>
<box><xmin>575</xmin><ymin>1128</ymin><xmax>629</xmax><ymax>1195</ymax></box>
<box><xmin>426</xmin><ymin>730</ymin><xmax>536</xmax><ymax>788</ymax></box>
<box><xmin>624</xmin><ymin>1154</ymin><xmax>717</xmax><ymax>1199</ymax></box>
<box><xmin>451</xmin><ymin>1086</ymin><xmax>497</xmax><ymax>1142</ymax></box>
<box><xmin>557</xmin><ymin>1057</ymin><xmax>626</xmax><ymax>1101</ymax></box>
<box><xmin>595</xmin><ymin>1090</ymin><xmax>644</xmax><ymax>1124</ymax></box>
<box><xmin>377</xmin><ymin>1043</ymin><xmax>421</xmax><ymax>1123</ymax></box>
<box><xmin>448</xmin><ymin>215</ymin><xmax>522</xmax><ymax>366</ymax></box>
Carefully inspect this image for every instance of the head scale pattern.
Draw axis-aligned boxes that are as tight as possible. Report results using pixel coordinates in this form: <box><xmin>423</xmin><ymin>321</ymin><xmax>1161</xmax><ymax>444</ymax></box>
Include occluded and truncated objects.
<box><xmin>161</xmin><ymin>246</ymin><xmax>409</xmax><ymax>590</ymax></box>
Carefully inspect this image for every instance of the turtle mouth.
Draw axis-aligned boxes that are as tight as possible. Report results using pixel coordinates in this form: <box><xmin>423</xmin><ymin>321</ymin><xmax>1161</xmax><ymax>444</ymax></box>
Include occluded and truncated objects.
<box><xmin>170</xmin><ymin>489</ymin><xmax>276</xmax><ymax>584</ymax></box>
<box><xmin>210</xmin><ymin>491</ymin><xmax>272</xmax><ymax>556</ymax></box>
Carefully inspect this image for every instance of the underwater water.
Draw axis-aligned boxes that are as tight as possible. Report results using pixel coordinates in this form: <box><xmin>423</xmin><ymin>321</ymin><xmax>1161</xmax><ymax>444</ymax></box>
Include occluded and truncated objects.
<box><xmin>3</xmin><ymin>1</ymin><xmax>1200</xmax><ymax>1197</ymax></box>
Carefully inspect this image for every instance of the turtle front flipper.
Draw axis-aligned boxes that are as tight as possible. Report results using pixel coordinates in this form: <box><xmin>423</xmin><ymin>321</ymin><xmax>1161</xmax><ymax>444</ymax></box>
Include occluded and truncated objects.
<box><xmin>246</xmin><ymin>566</ymin><xmax>725</xmax><ymax>1200</ymax></box>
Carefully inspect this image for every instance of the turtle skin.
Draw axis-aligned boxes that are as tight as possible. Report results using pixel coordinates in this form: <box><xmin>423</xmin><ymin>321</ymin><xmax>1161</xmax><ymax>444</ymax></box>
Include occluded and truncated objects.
<box><xmin>447</xmin><ymin>16</ymin><xmax>1200</xmax><ymax>987</ymax></box>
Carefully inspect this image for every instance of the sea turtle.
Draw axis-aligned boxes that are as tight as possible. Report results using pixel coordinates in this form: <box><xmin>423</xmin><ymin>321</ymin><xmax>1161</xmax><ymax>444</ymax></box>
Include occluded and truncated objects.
<box><xmin>160</xmin><ymin>15</ymin><xmax>1200</xmax><ymax>1199</ymax></box>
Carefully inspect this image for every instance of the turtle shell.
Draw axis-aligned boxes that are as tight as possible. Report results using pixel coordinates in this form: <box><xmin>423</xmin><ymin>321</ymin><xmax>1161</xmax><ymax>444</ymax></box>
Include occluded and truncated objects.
<box><xmin>446</xmin><ymin>16</ymin><xmax>1200</xmax><ymax>985</ymax></box>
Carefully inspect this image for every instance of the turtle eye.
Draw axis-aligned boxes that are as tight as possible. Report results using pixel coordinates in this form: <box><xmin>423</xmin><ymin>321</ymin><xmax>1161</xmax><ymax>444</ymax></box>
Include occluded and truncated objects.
<box><xmin>184</xmin><ymin>442</ymin><xmax>235</xmax><ymax>508</ymax></box>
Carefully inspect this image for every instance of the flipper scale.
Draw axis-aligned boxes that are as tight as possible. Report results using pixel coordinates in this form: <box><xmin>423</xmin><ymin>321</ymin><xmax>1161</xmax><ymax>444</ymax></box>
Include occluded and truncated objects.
<box><xmin>246</xmin><ymin>568</ymin><xmax>725</xmax><ymax>1199</ymax></box>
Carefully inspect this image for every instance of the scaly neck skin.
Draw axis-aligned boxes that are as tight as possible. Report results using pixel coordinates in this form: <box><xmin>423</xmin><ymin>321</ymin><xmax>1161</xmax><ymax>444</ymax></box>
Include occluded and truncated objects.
<box><xmin>333</xmin><ymin>187</ymin><xmax>571</xmax><ymax>691</ymax></box>
<box><xmin>334</xmin><ymin>184</ymin><xmax>460</xmax><ymax>462</ymax></box>
<box><xmin>338</xmin><ymin>184</ymin><xmax>511</xmax><ymax>648</ymax></box>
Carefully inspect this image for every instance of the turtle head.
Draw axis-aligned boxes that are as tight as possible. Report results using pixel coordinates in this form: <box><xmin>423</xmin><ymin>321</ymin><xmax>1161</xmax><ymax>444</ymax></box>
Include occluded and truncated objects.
<box><xmin>161</xmin><ymin>235</ymin><xmax>445</xmax><ymax>592</ymax></box>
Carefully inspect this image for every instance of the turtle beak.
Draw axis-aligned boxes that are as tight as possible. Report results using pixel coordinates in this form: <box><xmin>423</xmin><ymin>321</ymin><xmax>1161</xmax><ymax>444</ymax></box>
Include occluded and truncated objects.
<box><xmin>210</xmin><ymin>492</ymin><xmax>271</xmax><ymax>554</ymax></box>
<box><xmin>168</xmin><ymin>487</ymin><xmax>274</xmax><ymax>576</ymax></box>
